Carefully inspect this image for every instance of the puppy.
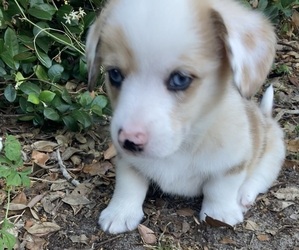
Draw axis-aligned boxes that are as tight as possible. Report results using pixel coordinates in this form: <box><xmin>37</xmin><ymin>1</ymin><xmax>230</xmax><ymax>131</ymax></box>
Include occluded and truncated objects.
<box><xmin>86</xmin><ymin>0</ymin><xmax>285</xmax><ymax>234</ymax></box>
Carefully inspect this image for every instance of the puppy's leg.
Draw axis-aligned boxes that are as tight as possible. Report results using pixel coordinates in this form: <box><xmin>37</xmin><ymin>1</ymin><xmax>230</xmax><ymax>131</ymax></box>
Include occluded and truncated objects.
<box><xmin>238</xmin><ymin>124</ymin><xmax>285</xmax><ymax>211</ymax></box>
<box><xmin>200</xmin><ymin>170</ymin><xmax>246</xmax><ymax>225</ymax></box>
<box><xmin>99</xmin><ymin>159</ymin><xmax>149</xmax><ymax>234</ymax></box>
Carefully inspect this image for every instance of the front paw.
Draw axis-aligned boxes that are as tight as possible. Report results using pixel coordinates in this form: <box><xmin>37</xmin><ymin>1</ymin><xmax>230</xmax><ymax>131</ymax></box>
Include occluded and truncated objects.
<box><xmin>99</xmin><ymin>204</ymin><xmax>144</xmax><ymax>234</ymax></box>
<box><xmin>200</xmin><ymin>201</ymin><xmax>244</xmax><ymax>226</ymax></box>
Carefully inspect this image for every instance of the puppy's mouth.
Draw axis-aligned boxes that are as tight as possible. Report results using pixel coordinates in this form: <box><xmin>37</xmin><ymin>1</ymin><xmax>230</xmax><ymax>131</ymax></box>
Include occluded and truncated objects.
<box><xmin>122</xmin><ymin>139</ymin><xmax>144</xmax><ymax>153</ymax></box>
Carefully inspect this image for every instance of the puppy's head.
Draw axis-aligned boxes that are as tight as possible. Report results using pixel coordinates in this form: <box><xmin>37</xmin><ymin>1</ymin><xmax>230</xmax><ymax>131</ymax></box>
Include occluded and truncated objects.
<box><xmin>86</xmin><ymin>0</ymin><xmax>276</xmax><ymax>158</ymax></box>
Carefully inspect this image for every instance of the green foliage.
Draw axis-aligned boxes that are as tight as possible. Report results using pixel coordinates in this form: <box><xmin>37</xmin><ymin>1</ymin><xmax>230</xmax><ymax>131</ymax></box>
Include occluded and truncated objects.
<box><xmin>0</xmin><ymin>135</ymin><xmax>30</xmax><ymax>250</ymax></box>
<box><xmin>0</xmin><ymin>0</ymin><xmax>108</xmax><ymax>130</ymax></box>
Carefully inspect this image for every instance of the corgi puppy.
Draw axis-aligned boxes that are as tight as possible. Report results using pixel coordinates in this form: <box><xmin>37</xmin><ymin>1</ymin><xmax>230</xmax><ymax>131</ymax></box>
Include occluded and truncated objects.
<box><xmin>86</xmin><ymin>0</ymin><xmax>285</xmax><ymax>234</ymax></box>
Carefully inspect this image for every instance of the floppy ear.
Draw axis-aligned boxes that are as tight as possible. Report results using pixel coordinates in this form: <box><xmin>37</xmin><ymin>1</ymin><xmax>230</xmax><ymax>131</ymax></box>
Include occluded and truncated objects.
<box><xmin>211</xmin><ymin>2</ymin><xmax>276</xmax><ymax>98</ymax></box>
<box><xmin>86</xmin><ymin>19</ymin><xmax>103</xmax><ymax>92</ymax></box>
<box><xmin>85</xmin><ymin>2</ymin><xmax>115</xmax><ymax>92</ymax></box>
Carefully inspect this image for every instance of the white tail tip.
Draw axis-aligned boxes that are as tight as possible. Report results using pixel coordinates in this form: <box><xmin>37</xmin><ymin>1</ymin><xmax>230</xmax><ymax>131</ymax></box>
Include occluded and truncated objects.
<box><xmin>260</xmin><ymin>85</ymin><xmax>274</xmax><ymax>117</ymax></box>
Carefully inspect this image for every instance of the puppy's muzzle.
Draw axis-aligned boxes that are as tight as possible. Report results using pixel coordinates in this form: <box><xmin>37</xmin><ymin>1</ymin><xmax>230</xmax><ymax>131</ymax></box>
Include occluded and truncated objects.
<box><xmin>118</xmin><ymin>129</ymin><xmax>148</xmax><ymax>153</ymax></box>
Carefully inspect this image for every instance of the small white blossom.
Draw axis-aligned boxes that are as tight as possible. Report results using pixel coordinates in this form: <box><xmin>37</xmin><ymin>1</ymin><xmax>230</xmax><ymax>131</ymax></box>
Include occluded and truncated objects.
<box><xmin>78</xmin><ymin>7</ymin><xmax>86</xmax><ymax>18</ymax></box>
<box><xmin>63</xmin><ymin>13</ymin><xmax>71</xmax><ymax>24</ymax></box>
<box><xmin>69</xmin><ymin>10</ymin><xmax>79</xmax><ymax>20</ymax></box>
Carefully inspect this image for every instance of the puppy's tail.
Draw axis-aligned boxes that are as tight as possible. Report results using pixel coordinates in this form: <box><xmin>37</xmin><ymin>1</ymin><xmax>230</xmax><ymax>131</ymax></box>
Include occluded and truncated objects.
<box><xmin>260</xmin><ymin>84</ymin><xmax>274</xmax><ymax>117</ymax></box>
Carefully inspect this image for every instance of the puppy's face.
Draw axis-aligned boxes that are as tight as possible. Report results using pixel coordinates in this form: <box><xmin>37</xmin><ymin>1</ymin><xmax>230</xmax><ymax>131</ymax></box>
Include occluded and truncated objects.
<box><xmin>86</xmin><ymin>0</ymin><xmax>276</xmax><ymax>158</ymax></box>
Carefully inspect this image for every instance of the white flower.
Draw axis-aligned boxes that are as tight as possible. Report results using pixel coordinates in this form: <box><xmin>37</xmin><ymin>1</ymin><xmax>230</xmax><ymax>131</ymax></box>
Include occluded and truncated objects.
<box><xmin>78</xmin><ymin>7</ymin><xmax>86</xmax><ymax>18</ymax></box>
<box><xmin>63</xmin><ymin>13</ymin><xmax>71</xmax><ymax>24</ymax></box>
<box><xmin>69</xmin><ymin>10</ymin><xmax>79</xmax><ymax>20</ymax></box>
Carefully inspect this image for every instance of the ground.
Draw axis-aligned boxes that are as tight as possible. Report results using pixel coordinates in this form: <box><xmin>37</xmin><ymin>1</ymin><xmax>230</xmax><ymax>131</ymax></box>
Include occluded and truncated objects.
<box><xmin>0</xmin><ymin>40</ymin><xmax>298</xmax><ymax>250</ymax></box>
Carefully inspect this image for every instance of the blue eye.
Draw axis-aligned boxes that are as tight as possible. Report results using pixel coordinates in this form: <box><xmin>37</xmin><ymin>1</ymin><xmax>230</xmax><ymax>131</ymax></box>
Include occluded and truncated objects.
<box><xmin>167</xmin><ymin>71</ymin><xmax>193</xmax><ymax>91</ymax></box>
<box><xmin>108</xmin><ymin>68</ymin><xmax>124</xmax><ymax>88</ymax></box>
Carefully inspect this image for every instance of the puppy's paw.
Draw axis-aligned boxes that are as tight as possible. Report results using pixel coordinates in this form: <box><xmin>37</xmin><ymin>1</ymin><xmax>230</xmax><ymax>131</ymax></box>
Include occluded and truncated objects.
<box><xmin>99</xmin><ymin>204</ymin><xmax>144</xmax><ymax>234</ymax></box>
<box><xmin>200</xmin><ymin>201</ymin><xmax>244</xmax><ymax>226</ymax></box>
<box><xmin>238</xmin><ymin>185</ymin><xmax>258</xmax><ymax>212</ymax></box>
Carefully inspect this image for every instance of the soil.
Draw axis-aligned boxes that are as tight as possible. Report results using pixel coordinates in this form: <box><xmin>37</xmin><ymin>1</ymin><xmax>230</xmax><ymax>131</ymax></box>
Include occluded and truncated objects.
<box><xmin>0</xmin><ymin>39</ymin><xmax>298</xmax><ymax>250</ymax></box>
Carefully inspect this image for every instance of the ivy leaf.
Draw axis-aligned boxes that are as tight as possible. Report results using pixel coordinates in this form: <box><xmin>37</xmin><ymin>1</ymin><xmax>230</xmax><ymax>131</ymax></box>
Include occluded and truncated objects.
<box><xmin>34</xmin><ymin>65</ymin><xmax>49</xmax><ymax>81</ymax></box>
<box><xmin>4</xmin><ymin>84</ymin><xmax>17</xmax><ymax>102</ymax></box>
<box><xmin>62</xmin><ymin>115</ymin><xmax>79</xmax><ymax>131</ymax></box>
<box><xmin>28</xmin><ymin>7</ymin><xmax>53</xmax><ymax>20</ymax></box>
<box><xmin>4</xmin><ymin>135</ymin><xmax>22</xmax><ymax>162</ymax></box>
<box><xmin>44</xmin><ymin>107</ymin><xmax>60</xmax><ymax>121</ymax></box>
<box><xmin>28</xmin><ymin>93</ymin><xmax>40</xmax><ymax>105</ymax></box>
<box><xmin>79</xmin><ymin>91</ymin><xmax>93</xmax><ymax>107</ymax></box>
<box><xmin>92</xmin><ymin>95</ymin><xmax>108</xmax><ymax>109</ymax></box>
<box><xmin>39</xmin><ymin>90</ymin><xmax>56</xmax><ymax>103</ymax></box>
<box><xmin>36</xmin><ymin>50</ymin><xmax>52</xmax><ymax>68</ymax></box>
<box><xmin>48</xmin><ymin>64</ymin><xmax>64</xmax><ymax>82</ymax></box>
<box><xmin>71</xmin><ymin>110</ymin><xmax>92</xmax><ymax>128</ymax></box>
<box><xmin>19</xmin><ymin>82</ymin><xmax>41</xmax><ymax>95</ymax></box>
<box><xmin>4</xmin><ymin>28</ymin><xmax>19</xmax><ymax>57</ymax></box>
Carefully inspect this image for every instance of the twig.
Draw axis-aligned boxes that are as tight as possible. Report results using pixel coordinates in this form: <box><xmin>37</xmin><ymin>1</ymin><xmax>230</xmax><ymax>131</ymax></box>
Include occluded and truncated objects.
<box><xmin>278</xmin><ymin>41</ymin><xmax>299</xmax><ymax>53</ymax></box>
<box><xmin>29</xmin><ymin>177</ymin><xmax>67</xmax><ymax>184</ymax></box>
<box><xmin>56</xmin><ymin>149</ymin><xmax>80</xmax><ymax>187</ymax></box>
<box><xmin>275</xmin><ymin>109</ymin><xmax>299</xmax><ymax>122</ymax></box>
<box><xmin>97</xmin><ymin>235</ymin><xmax>123</xmax><ymax>246</ymax></box>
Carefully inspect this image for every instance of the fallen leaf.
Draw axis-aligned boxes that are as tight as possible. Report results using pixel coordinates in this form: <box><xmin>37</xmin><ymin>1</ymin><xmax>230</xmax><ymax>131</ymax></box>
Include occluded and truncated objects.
<box><xmin>292</xmin><ymin>10</ymin><xmax>299</xmax><ymax>28</ymax></box>
<box><xmin>24</xmin><ymin>233</ymin><xmax>47</xmax><ymax>250</ymax></box>
<box><xmin>62</xmin><ymin>183</ymin><xmax>93</xmax><ymax>206</ymax></box>
<box><xmin>257</xmin><ymin>234</ymin><xmax>270</xmax><ymax>242</ymax></box>
<box><xmin>268</xmin><ymin>200</ymin><xmax>295</xmax><ymax>212</ymax></box>
<box><xmin>273</xmin><ymin>186</ymin><xmax>299</xmax><ymax>201</ymax></box>
<box><xmin>219</xmin><ymin>237</ymin><xmax>236</xmax><ymax>245</ymax></box>
<box><xmin>104</xmin><ymin>143</ymin><xmax>117</xmax><ymax>160</ymax></box>
<box><xmin>286</xmin><ymin>139</ymin><xmax>299</xmax><ymax>153</ymax></box>
<box><xmin>181</xmin><ymin>221</ymin><xmax>190</xmax><ymax>233</ymax></box>
<box><xmin>61</xmin><ymin>147</ymin><xmax>82</xmax><ymax>160</ymax></box>
<box><xmin>75</xmin><ymin>134</ymin><xmax>87</xmax><ymax>144</ymax></box>
<box><xmin>0</xmin><ymin>190</ymin><xmax>7</xmax><ymax>205</ymax></box>
<box><xmin>12</xmin><ymin>192</ymin><xmax>27</xmax><ymax>205</ymax></box>
<box><xmin>83</xmin><ymin>161</ymin><xmax>113</xmax><ymax>176</ymax></box>
<box><xmin>31</xmin><ymin>141</ymin><xmax>58</xmax><ymax>152</ymax></box>
<box><xmin>138</xmin><ymin>224</ymin><xmax>156</xmax><ymax>244</ymax></box>
<box><xmin>69</xmin><ymin>234</ymin><xmax>88</xmax><ymax>244</ymax></box>
<box><xmin>204</xmin><ymin>215</ymin><xmax>233</xmax><ymax>229</ymax></box>
<box><xmin>5</xmin><ymin>203</ymin><xmax>27</xmax><ymax>211</ymax></box>
<box><xmin>244</xmin><ymin>220</ymin><xmax>260</xmax><ymax>231</ymax></box>
<box><xmin>289</xmin><ymin>76</ymin><xmax>299</xmax><ymax>87</ymax></box>
<box><xmin>26</xmin><ymin>222</ymin><xmax>61</xmax><ymax>236</ymax></box>
<box><xmin>31</xmin><ymin>150</ymin><xmax>50</xmax><ymax>166</ymax></box>
<box><xmin>176</xmin><ymin>208</ymin><xmax>195</xmax><ymax>217</ymax></box>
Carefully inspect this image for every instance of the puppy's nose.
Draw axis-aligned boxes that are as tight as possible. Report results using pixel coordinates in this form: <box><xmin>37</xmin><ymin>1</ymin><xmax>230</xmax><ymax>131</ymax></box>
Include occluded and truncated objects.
<box><xmin>118</xmin><ymin>129</ymin><xmax>148</xmax><ymax>153</ymax></box>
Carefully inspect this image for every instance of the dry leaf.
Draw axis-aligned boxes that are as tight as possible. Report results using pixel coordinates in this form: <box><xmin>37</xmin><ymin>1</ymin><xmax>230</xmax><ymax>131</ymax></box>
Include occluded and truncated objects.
<box><xmin>0</xmin><ymin>190</ymin><xmax>7</xmax><ymax>205</ymax></box>
<box><xmin>83</xmin><ymin>161</ymin><xmax>113</xmax><ymax>176</ymax></box>
<box><xmin>288</xmin><ymin>76</ymin><xmax>299</xmax><ymax>87</ymax></box>
<box><xmin>62</xmin><ymin>183</ymin><xmax>93</xmax><ymax>206</ymax></box>
<box><xmin>219</xmin><ymin>237</ymin><xmax>236</xmax><ymax>245</ymax></box>
<box><xmin>204</xmin><ymin>215</ymin><xmax>233</xmax><ymax>229</ymax></box>
<box><xmin>181</xmin><ymin>221</ymin><xmax>190</xmax><ymax>233</ymax></box>
<box><xmin>75</xmin><ymin>134</ymin><xmax>87</xmax><ymax>144</ymax></box>
<box><xmin>244</xmin><ymin>220</ymin><xmax>260</xmax><ymax>231</ymax></box>
<box><xmin>292</xmin><ymin>10</ymin><xmax>299</xmax><ymax>28</ymax></box>
<box><xmin>257</xmin><ymin>234</ymin><xmax>270</xmax><ymax>242</ymax></box>
<box><xmin>138</xmin><ymin>224</ymin><xmax>157</xmax><ymax>244</ymax></box>
<box><xmin>31</xmin><ymin>141</ymin><xmax>58</xmax><ymax>152</ymax></box>
<box><xmin>269</xmin><ymin>200</ymin><xmax>295</xmax><ymax>212</ymax></box>
<box><xmin>61</xmin><ymin>147</ymin><xmax>81</xmax><ymax>160</ymax></box>
<box><xmin>286</xmin><ymin>139</ymin><xmax>299</xmax><ymax>153</ymax></box>
<box><xmin>31</xmin><ymin>150</ymin><xmax>50</xmax><ymax>166</ymax></box>
<box><xmin>104</xmin><ymin>143</ymin><xmax>117</xmax><ymax>160</ymax></box>
<box><xmin>176</xmin><ymin>208</ymin><xmax>195</xmax><ymax>217</ymax></box>
<box><xmin>69</xmin><ymin>234</ymin><xmax>88</xmax><ymax>244</ymax></box>
<box><xmin>24</xmin><ymin>233</ymin><xmax>47</xmax><ymax>250</ymax></box>
<box><xmin>273</xmin><ymin>186</ymin><xmax>299</xmax><ymax>201</ymax></box>
<box><xmin>12</xmin><ymin>192</ymin><xmax>27</xmax><ymax>205</ymax></box>
<box><xmin>26</xmin><ymin>222</ymin><xmax>61</xmax><ymax>236</ymax></box>
<box><xmin>5</xmin><ymin>203</ymin><xmax>27</xmax><ymax>211</ymax></box>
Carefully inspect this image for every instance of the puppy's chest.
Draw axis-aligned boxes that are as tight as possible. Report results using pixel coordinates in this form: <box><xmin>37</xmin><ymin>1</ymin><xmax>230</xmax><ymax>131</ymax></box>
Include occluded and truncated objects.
<box><xmin>129</xmin><ymin>153</ymin><xmax>210</xmax><ymax>197</ymax></box>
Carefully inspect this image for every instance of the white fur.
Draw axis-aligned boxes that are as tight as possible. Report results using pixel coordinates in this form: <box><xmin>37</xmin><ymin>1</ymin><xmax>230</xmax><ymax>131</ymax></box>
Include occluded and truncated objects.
<box><xmin>86</xmin><ymin>0</ymin><xmax>285</xmax><ymax>234</ymax></box>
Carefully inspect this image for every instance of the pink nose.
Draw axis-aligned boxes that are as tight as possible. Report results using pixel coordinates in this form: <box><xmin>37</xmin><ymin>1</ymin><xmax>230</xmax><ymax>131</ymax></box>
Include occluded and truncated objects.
<box><xmin>118</xmin><ymin>129</ymin><xmax>148</xmax><ymax>152</ymax></box>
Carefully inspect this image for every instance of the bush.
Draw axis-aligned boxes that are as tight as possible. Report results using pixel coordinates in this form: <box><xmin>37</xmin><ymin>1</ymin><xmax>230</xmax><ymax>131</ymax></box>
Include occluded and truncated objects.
<box><xmin>0</xmin><ymin>0</ymin><xmax>108</xmax><ymax>130</ymax></box>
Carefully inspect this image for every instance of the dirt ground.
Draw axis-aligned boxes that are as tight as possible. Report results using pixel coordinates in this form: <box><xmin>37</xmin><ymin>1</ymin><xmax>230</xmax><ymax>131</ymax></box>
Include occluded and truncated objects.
<box><xmin>0</xmin><ymin>39</ymin><xmax>298</xmax><ymax>250</ymax></box>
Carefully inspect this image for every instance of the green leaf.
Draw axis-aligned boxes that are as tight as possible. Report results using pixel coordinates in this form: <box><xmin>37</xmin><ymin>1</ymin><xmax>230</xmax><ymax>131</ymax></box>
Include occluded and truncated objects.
<box><xmin>7</xmin><ymin>172</ymin><xmax>22</xmax><ymax>186</ymax></box>
<box><xmin>62</xmin><ymin>115</ymin><xmax>79</xmax><ymax>131</ymax></box>
<box><xmin>18</xmin><ymin>115</ymin><xmax>35</xmax><ymax>121</ymax></box>
<box><xmin>48</xmin><ymin>64</ymin><xmax>64</xmax><ymax>82</ymax></box>
<box><xmin>4</xmin><ymin>84</ymin><xmax>17</xmax><ymax>102</ymax></box>
<box><xmin>35</xmin><ymin>3</ymin><xmax>56</xmax><ymax>15</ymax></box>
<box><xmin>28</xmin><ymin>7</ymin><xmax>53</xmax><ymax>20</ymax></box>
<box><xmin>33</xmin><ymin>22</ymin><xmax>50</xmax><ymax>37</ymax></box>
<box><xmin>0</xmin><ymin>51</ymin><xmax>19</xmax><ymax>70</ymax></box>
<box><xmin>258</xmin><ymin>0</ymin><xmax>268</xmax><ymax>11</ymax></box>
<box><xmin>13</xmin><ymin>52</ymin><xmax>37</xmax><ymax>63</ymax></box>
<box><xmin>36</xmin><ymin>50</ymin><xmax>52</xmax><ymax>68</ymax></box>
<box><xmin>34</xmin><ymin>65</ymin><xmax>49</xmax><ymax>81</ymax></box>
<box><xmin>0</xmin><ymin>66</ymin><xmax>6</xmax><ymax>77</ymax></box>
<box><xmin>62</xmin><ymin>88</ymin><xmax>72</xmax><ymax>104</ymax></box>
<box><xmin>281</xmin><ymin>0</ymin><xmax>294</xmax><ymax>8</ymax></box>
<box><xmin>35</xmin><ymin>37</ymin><xmax>51</xmax><ymax>53</ymax></box>
<box><xmin>28</xmin><ymin>93</ymin><xmax>40</xmax><ymax>105</ymax></box>
<box><xmin>19</xmin><ymin>82</ymin><xmax>41</xmax><ymax>95</ymax></box>
<box><xmin>92</xmin><ymin>95</ymin><xmax>108</xmax><ymax>109</ymax></box>
<box><xmin>50</xmin><ymin>32</ymin><xmax>72</xmax><ymax>46</ymax></box>
<box><xmin>71</xmin><ymin>110</ymin><xmax>92</xmax><ymax>128</ymax></box>
<box><xmin>79</xmin><ymin>91</ymin><xmax>93</xmax><ymax>107</ymax></box>
<box><xmin>39</xmin><ymin>90</ymin><xmax>56</xmax><ymax>103</ymax></box>
<box><xmin>91</xmin><ymin>105</ymin><xmax>102</xmax><ymax>116</ymax></box>
<box><xmin>44</xmin><ymin>107</ymin><xmax>60</xmax><ymax>121</ymax></box>
<box><xmin>4</xmin><ymin>28</ymin><xmax>19</xmax><ymax>56</ymax></box>
<box><xmin>51</xmin><ymin>95</ymin><xmax>70</xmax><ymax>113</ymax></box>
<box><xmin>2</xmin><ymin>229</ymin><xmax>16</xmax><ymax>250</ymax></box>
<box><xmin>4</xmin><ymin>135</ymin><xmax>22</xmax><ymax>162</ymax></box>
